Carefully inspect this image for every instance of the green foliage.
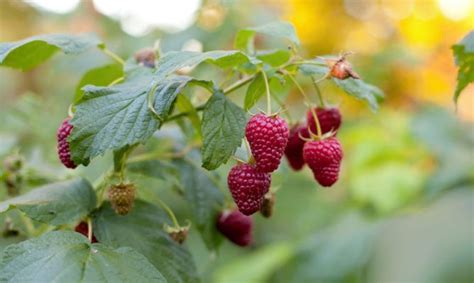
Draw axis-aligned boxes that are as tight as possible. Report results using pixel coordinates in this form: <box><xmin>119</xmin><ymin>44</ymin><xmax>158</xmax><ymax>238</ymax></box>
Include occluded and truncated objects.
<box><xmin>244</xmin><ymin>72</ymin><xmax>266</xmax><ymax>110</ymax></box>
<box><xmin>75</xmin><ymin>64</ymin><xmax>123</xmax><ymax>103</ymax></box>
<box><xmin>93</xmin><ymin>201</ymin><xmax>199</xmax><ymax>283</ymax></box>
<box><xmin>0</xmin><ymin>33</ymin><xmax>101</xmax><ymax>70</ymax></box>
<box><xmin>452</xmin><ymin>31</ymin><xmax>474</xmax><ymax>104</ymax></box>
<box><xmin>235</xmin><ymin>21</ymin><xmax>300</xmax><ymax>52</ymax></box>
<box><xmin>0</xmin><ymin>231</ymin><xmax>165</xmax><ymax>282</ymax></box>
<box><xmin>201</xmin><ymin>91</ymin><xmax>248</xmax><ymax>170</ymax></box>
<box><xmin>0</xmin><ymin>178</ymin><xmax>96</xmax><ymax>226</ymax></box>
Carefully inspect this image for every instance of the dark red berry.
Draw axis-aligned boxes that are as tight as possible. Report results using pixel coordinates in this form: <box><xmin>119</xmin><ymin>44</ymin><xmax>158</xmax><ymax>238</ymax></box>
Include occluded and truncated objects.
<box><xmin>303</xmin><ymin>137</ymin><xmax>343</xmax><ymax>187</ymax></box>
<box><xmin>245</xmin><ymin>114</ymin><xmax>289</xmax><ymax>173</ymax></box>
<box><xmin>74</xmin><ymin>221</ymin><xmax>98</xmax><ymax>243</ymax></box>
<box><xmin>217</xmin><ymin>210</ymin><xmax>253</xmax><ymax>247</ymax></box>
<box><xmin>306</xmin><ymin>107</ymin><xmax>342</xmax><ymax>136</ymax></box>
<box><xmin>57</xmin><ymin>118</ymin><xmax>77</xmax><ymax>169</ymax></box>
<box><xmin>227</xmin><ymin>163</ymin><xmax>271</xmax><ymax>215</ymax></box>
<box><xmin>284</xmin><ymin>124</ymin><xmax>306</xmax><ymax>171</ymax></box>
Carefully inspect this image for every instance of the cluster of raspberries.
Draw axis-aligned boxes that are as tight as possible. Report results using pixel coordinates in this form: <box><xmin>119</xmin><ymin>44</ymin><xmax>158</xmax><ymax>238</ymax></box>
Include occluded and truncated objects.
<box><xmin>220</xmin><ymin>108</ymin><xmax>343</xmax><ymax>246</ymax></box>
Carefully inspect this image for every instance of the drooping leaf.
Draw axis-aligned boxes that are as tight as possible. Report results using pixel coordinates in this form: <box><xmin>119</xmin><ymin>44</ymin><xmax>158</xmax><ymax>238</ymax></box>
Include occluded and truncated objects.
<box><xmin>174</xmin><ymin>156</ymin><xmax>224</xmax><ymax>250</ymax></box>
<box><xmin>0</xmin><ymin>178</ymin><xmax>96</xmax><ymax>226</ymax></box>
<box><xmin>201</xmin><ymin>91</ymin><xmax>248</xmax><ymax>170</ymax></box>
<box><xmin>332</xmin><ymin>78</ymin><xmax>384</xmax><ymax>111</ymax></box>
<box><xmin>256</xmin><ymin>49</ymin><xmax>291</xmax><ymax>67</ymax></box>
<box><xmin>74</xmin><ymin>64</ymin><xmax>123</xmax><ymax>103</ymax></box>
<box><xmin>69</xmin><ymin>66</ymin><xmax>206</xmax><ymax>165</ymax></box>
<box><xmin>235</xmin><ymin>21</ymin><xmax>301</xmax><ymax>52</ymax></box>
<box><xmin>0</xmin><ymin>231</ymin><xmax>165</xmax><ymax>282</ymax></box>
<box><xmin>0</xmin><ymin>33</ymin><xmax>101</xmax><ymax>70</ymax></box>
<box><xmin>244</xmin><ymin>72</ymin><xmax>266</xmax><ymax>110</ymax></box>
<box><xmin>127</xmin><ymin>160</ymin><xmax>178</xmax><ymax>180</ymax></box>
<box><xmin>93</xmin><ymin>201</ymin><xmax>198</xmax><ymax>283</ymax></box>
<box><xmin>452</xmin><ymin>31</ymin><xmax>474</xmax><ymax>104</ymax></box>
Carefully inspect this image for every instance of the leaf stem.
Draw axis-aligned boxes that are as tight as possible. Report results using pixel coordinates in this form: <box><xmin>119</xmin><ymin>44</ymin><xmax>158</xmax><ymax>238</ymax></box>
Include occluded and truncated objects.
<box><xmin>154</xmin><ymin>196</ymin><xmax>180</xmax><ymax>228</ymax></box>
<box><xmin>87</xmin><ymin>218</ymin><xmax>93</xmax><ymax>242</ymax></box>
<box><xmin>312</xmin><ymin>78</ymin><xmax>325</xmax><ymax>107</ymax></box>
<box><xmin>287</xmin><ymin>72</ymin><xmax>310</xmax><ymax>104</ymax></box>
<box><xmin>108</xmin><ymin>77</ymin><xmax>124</xmax><ymax>87</ymax></box>
<box><xmin>101</xmin><ymin>47</ymin><xmax>125</xmax><ymax>66</ymax></box>
<box><xmin>223</xmin><ymin>76</ymin><xmax>254</xmax><ymax>95</ymax></box>
<box><xmin>261</xmin><ymin>71</ymin><xmax>272</xmax><ymax>115</ymax></box>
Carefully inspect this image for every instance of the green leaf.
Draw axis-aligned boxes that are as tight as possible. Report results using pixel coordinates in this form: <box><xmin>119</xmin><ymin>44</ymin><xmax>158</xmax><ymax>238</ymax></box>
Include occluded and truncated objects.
<box><xmin>0</xmin><ymin>178</ymin><xmax>96</xmax><ymax>226</ymax></box>
<box><xmin>176</xmin><ymin>94</ymin><xmax>202</xmax><ymax>138</ymax></box>
<box><xmin>244</xmin><ymin>72</ymin><xmax>266</xmax><ymax>110</ymax></box>
<box><xmin>235</xmin><ymin>21</ymin><xmax>301</xmax><ymax>52</ymax></box>
<box><xmin>174</xmin><ymin>156</ymin><xmax>224</xmax><ymax>250</ymax></box>
<box><xmin>298</xmin><ymin>63</ymin><xmax>329</xmax><ymax>78</ymax></box>
<box><xmin>452</xmin><ymin>31</ymin><xmax>474</xmax><ymax>104</ymax></box>
<box><xmin>256</xmin><ymin>49</ymin><xmax>291</xmax><ymax>67</ymax></box>
<box><xmin>127</xmin><ymin>160</ymin><xmax>178</xmax><ymax>180</ymax></box>
<box><xmin>332</xmin><ymin>78</ymin><xmax>384</xmax><ymax>111</ymax></box>
<box><xmin>0</xmin><ymin>231</ymin><xmax>165</xmax><ymax>282</ymax></box>
<box><xmin>201</xmin><ymin>91</ymin><xmax>247</xmax><ymax>170</ymax></box>
<box><xmin>155</xmin><ymin>50</ymin><xmax>252</xmax><ymax>78</ymax></box>
<box><xmin>93</xmin><ymin>201</ymin><xmax>198</xmax><ymax>283</ymax></box>
<box><xmin>0</xmin><ymin>33</ymin><xmax>101</xmax><ymax>71</ymax></box>
<box><xmin>74</xmin><ymin>64</ymin><xmax>123</xmax><ymax>103</ymax></box>
<box><xmin>69</xmin><ymin>67</ymin><xmax>203</xmax><ymax>165</ymax></box>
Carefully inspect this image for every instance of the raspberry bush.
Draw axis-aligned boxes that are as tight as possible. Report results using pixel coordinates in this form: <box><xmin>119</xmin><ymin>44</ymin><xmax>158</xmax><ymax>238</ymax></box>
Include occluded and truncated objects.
<box><xmin>0</xmin><ymin>22</ymin><xmax>386</xmax><ymax>282</ymax></box>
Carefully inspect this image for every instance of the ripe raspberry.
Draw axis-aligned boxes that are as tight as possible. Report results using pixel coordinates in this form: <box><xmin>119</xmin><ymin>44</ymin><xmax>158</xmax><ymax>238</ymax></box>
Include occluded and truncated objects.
<box><xmin>260</xmin><ymin>191</ymin><xmax>275</xmax><ymax>218</ymax></box>
<box><xmin>227</xmin><ymin>163</ymin><xmax>271</xmax><ymax>215</ymax></box>
<box><xmin>303</xmin><ymin>137</ymin><xmax>343</xmax><ymax>187</ymax></box>
<box><xmin>57</xmin><ymin>118</ymin><xmax>77</xmax><ymax>169</ymax></box>
<box><xmin>108</xmin><ymin>183</ymin><xmax>136</xmax><ymax>215</ymax></box>
<box><xmin>284</xmin><ymin>124</ymin><xmax>306</xmax><ymax>171</ymax></box>
<box><xmin>74</xmin><ymin>221</ymin><xmax>98</xmax><ymax>243</ymax></box>
<box><xmin>245</xmin><ymin>114</ymin><xmax>289</xmax><ymax>173</ymax></box>
<box><xmin>306</xmin><ymin>107</ymin><xmax>342</xmax><ymax>136</ymax></box>
<box><xmin>217</xmin><ymin>209</ymin><xmax>253</xmax><ymax>247</ymax></box>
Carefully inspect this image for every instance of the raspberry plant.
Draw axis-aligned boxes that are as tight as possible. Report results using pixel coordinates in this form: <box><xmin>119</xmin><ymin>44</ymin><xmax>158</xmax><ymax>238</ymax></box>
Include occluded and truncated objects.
<box><xmin>0</xmin><ymin>22</ymin><xmax>384</xmax><ymax>282</ymax></box>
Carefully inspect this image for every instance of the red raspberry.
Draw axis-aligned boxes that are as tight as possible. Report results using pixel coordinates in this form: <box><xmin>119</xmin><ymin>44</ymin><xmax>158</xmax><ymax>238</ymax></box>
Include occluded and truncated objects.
<box><xmin>306</xmin><ymin>107</ymin><xmax>342</xmax><ymax>136</ymax></box>
<box><xmin>57</xmin><ymin>118</ymin><xmax>77</xmax><ymax>169</ymax></box>
<box><xmin>245</xmin><ymin>114</ymin><xmax>289</xmax><ymax>173</ymax></box>
<box><xmin>303</xmin><ymin>137</ymin><xmax>343</xmax><ymax>187</ymax></box>
<box><xmin>284</xmin><ymin>124</ymin><xmax>306</xmax><ymax>171</ymax></box>
<box><xmin>227</xmin><ymin>163</ymin><xmax>271</xmax><ymax>215</ymax></box>
<box><xmin>74</xmin><ymin>221</ymin><xmax>98</xmax><ymax>243</ymax></box>
<box><xmin>216</xmin><ymin>209</ymin><xmax>253</xmax><ymax>247</ymax></box>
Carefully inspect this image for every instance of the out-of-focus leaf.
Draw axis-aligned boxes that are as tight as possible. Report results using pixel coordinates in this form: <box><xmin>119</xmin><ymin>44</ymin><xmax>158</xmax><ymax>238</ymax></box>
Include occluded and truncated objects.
<box><xmin>452</xmin><ymin>31</ymin><xmax>474</xmax><ymax>104</ymax></box>
<box><xmin>201</xmin><ymin>91</ymin><xmax>247</xmax><ymax>170</ymax></box>
<box><xmin>0</xmin><ymin>33</ymin><xmax>101</xmax><ymax>70</ymax></box>
<box><xmin>93</xmin><ymin>201</ymin><xmax>199</xmax><ymax>283</ymax></box>
<box><xmin>214</xmin><ymin>243</ymin><xmax>294</xmax><ymax>283</ymax></box>
<box><xmin>0</xmin><ymin>178</ymin><xmax>96</xmax><ymax>226</ymax></box>
<box><xmin>127</xmin><ymin>160</ymin><xmax>178</xmax><ymax>180</ymax></box>
<box><xmin>256</xmin><ymin>49</ymin><xmax>291</xmax><ymax>67</ymax></box>
<box><xmin>235</xmin><ymin>21</ymin><xmax>300</xmax><ymax>52</ymax></box>
<box><xmin>175</xmin><ymin>94</ymin><xmax>202</xmax><ymax>138</ymax></box>
<box><xmin>173</xmin><ymin>156</ymin><xmax>224</xmax><ymax>250</ymax></box>
<box><xmin>298</xmin><ymin>63</ymin><xmax>328</xmax><ymax>78</ymax></box>
<box><xmin>74</xmin><ymin>64</ymin><xmax>123</xmax><ymax>103</ymax></box>
<box><xmin>273</xmin><ymin>213</ymin><xmax>378</xmax><ymax>283</ymax></box>
<box><xmin>332</xmin><ymin>78</ymin><xmax>384</xmax><ymax>111</ymax></box>
<box><xmin>244</xmin><ymin>72</ymin><xmax>266</xmax><ymax>111</ymax></box>
<box><xmin>0</xmin><ymin>231</ymin><xmax>165</xmax><ymax>282</ymax></box>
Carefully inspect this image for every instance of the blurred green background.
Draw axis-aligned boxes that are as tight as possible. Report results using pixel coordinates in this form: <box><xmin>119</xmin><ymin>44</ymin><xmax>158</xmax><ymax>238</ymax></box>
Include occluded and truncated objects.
<box><xmin>0</xmin><ymin>1</ymin><xmax>473</xmax><ymax>282</ymax></box>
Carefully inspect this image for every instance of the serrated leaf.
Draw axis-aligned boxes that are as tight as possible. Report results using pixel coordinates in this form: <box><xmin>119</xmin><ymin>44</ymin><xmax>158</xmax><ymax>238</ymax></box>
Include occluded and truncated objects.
<box><xmin>0</xmin><ymin>33</ymin><xmax>101</xmax><ymax>71</ymax></box>
<box><xmin>174</xmin><ymin>156</ymin><xmax>224</xmax><ymax>250</ymax></box>
<box><xmin>93</xmin><ymin>201</ymin><xmax>198</xmax><ymax>283</ymax></box>
<box><xmin>69</xmin><ymin>68</ymin><xmax>205</xmax><ymax>165</ymax></box>
<box><xmin>127</xmin><ymin>160</ymin><xmax>178</xmax><ymax>180</ymax></box>
<box><xmin>235</xmin><ymin>21</ymin><xmax>301</xmax><ymax>52</ymax></box>
<box><xmin>155</xmin><ymin>50</ymin><xmax>252</xmax><ymax>78</ymax></box>
<box><xmin>201</xmin><ymin>91</ymin><xmax>247</xmax><ymax>170</ymax></box>
<box><xmin>332</xmin><ymin>78</ymin><xmax>384</xmax><ymax>111</ymax></box>
<box><xmin>244</xmin><ymin>72</ymin><xmax>266</xmax><ymax>110</ymax></box>
<box><xmin>0</xmin><ymin>178</ymin><xmax>96</xmax><ymax>226</ymax></box>
<box><xmin>0</xmin><ymin>231</ymin><xmax>165</xmax><ymax>282</ymax></box>
<box><xmin>452</xmin><ymin>31</ymin><xmax>474</xmax><ymax>104</ymax></box>
<box><xmin>74</xmin><ymin>64</ymin><xmax>123</xmax><ymax>103</ymax></box>
<box><xmin>256</xmin><ymin>49</ymin><xmax>291</xmax><ymax>67</ymax></box>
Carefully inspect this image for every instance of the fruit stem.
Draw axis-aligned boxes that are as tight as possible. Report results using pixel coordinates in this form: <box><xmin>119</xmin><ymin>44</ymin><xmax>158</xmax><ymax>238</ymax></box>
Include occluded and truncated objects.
<box><xmin>154</xmin><ymin>196</ymin><xmax>180</xmax><ymax>228</ymax></box>
<box><xmin>223</xmin><ymin>75</ymin><xmax>254</xmax><ymax>95</ymax></box>
<box><xmin>87</xmin><ymin>218</ymin><xmax>93</xmax><ymax>242</ymax></box>
<box><xmin>101</xmin><ymin>47</ymin><xmax>125</xmax><ymax>66</ymax></box>
<box><xmin>312</xmin><ymin>78</ymin><xmax>325</xmax><ymax>107</ymax></box>
<box><xmin>261</xmin><ymin>70</ymin><xmax>272</xmax><ymax>115</ymax></box>
<box><xmin>310</xmin><ymin>107</ymin><xmax>322</xmax><ymax>137</ymax></box>
<box><xmin>287</xmin><ymin>73</ymin><xmax>310</xmax><ymax>104</ymax></box>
